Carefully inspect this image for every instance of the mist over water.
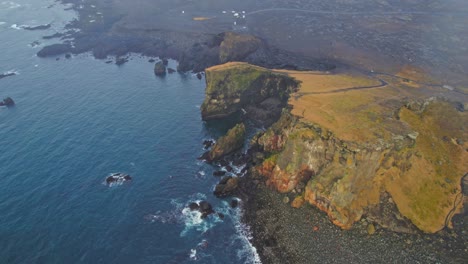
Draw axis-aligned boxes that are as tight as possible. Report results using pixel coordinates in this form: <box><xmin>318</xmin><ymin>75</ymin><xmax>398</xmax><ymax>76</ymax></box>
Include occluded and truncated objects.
<box><xmin>0</xmin><ymin>1</ymin><xmax>258</xmax><ymax>263</ymax></box>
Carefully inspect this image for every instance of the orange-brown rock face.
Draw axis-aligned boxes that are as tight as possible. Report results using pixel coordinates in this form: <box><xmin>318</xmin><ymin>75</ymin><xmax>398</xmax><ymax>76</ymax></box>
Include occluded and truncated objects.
<box><xmin>255</xmin><ymin>99</ymin><xmax>467</xmax><ymax>233</ymax></box>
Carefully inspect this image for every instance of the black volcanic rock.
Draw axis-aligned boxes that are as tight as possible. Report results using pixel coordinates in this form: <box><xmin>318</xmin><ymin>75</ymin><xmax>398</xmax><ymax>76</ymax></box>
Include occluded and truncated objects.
<box><xmin>189</xmin><ymin>202</ymin><xmax>199</xmax><ymax>211</ymax></box>
<box><xmin>0</xmin><ymin>72</ymin><xmax>16</xmax><ymax>80</ymax></box>
<box><xmin>37</xmin><ymin>43</ymin><xmax>72</xmax><ymax>57</ymax></box>
<box><xmin>0</xmin><ymin>97</ymin><xmax>15</xmax><ymax>107</ymax></box>
<box><xmin>213</xmin><ymin>171</ymin><xmax>226</xmax><ymax>177</ymax></box>
<box><xmin>214</xmin><ymin>176</ymin><xmax>239</xmax><ymax>198</ymax></box>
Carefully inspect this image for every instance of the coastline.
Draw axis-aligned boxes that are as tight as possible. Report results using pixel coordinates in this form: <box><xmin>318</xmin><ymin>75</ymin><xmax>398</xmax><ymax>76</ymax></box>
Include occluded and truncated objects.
<box><xmin>239</xmin><ymin>173</ymin><xmax>467</xmax><ymax>263</ymax></box>
<box><xmin>35</xmin><ymin>1</ymin><xmax>468</xmax><ymax>263</ymax></box>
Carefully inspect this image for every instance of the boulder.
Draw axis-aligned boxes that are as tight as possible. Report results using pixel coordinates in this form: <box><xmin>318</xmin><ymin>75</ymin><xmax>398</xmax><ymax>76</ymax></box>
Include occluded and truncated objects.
<box><xmin>214</xmin><ymin>176</ymin><xmax>239</xmax><ymax>197</ymax></box>
<box><xmin>167</xmin><ymin>68</ymin><xmax>176</xmax><ymax>74</ymax></box>
<box><xmin>154</xmin><ymin>61</ymin><xmax>166</xmax><ymax>76</ymax></box>
<box><xmin>198</xmin><ymin>201</ymin><xmax>214</xmax><ymax>218</ymax></box>
<box><xmin>213</xmin><ymin>171</ymin><xmax>226</xmax><ymax>177</ymax></box>
<box><xmin>203</xmin><ymin>139</ymin><xmax>214</xmax><ymax>149</ymax></box>
<box><xmin>189</xmin><ymin>202</ymin><xmax>199</xmax><ymax>211</ymax></box>
<box><xmin>0</xmin><ymin>97</ymin><xmax>15</xmax><ymax>107</ymax></box>
<box><xmin>230</xmin><ymin>199</ymin><xmax>239</xmax><ymax>208</ymax></box>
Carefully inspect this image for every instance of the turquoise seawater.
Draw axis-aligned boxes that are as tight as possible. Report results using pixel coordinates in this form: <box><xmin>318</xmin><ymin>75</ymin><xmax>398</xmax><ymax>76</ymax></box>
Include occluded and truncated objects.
<box><xmin>0</xmin><ymin>1</ymin><xmax>258</xmax><ymax>263</ymax></box>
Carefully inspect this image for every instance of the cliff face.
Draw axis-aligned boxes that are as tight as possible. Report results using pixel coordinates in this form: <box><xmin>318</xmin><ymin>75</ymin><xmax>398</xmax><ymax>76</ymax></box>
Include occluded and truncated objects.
<box><xmin>200</xmin><ymin>62</ymin><xmax>298</xmax><ymax>122</ymax></box>
<box><xmin>201</xmin><ymin>62</ymin><xmax>467</xmax><ymax>234</ymax></box>
<box><xmin>255</xmin><ymin>100</ymin><xmax>467</xmax><ymax>233</ymax></box>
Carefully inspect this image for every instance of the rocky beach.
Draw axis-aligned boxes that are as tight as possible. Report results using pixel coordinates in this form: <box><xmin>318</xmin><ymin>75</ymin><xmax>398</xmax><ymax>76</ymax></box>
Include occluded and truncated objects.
<box><xmin>30</xmin><ymin>0</ymin><xmax>468</xmax><ymax>263</ymax></box>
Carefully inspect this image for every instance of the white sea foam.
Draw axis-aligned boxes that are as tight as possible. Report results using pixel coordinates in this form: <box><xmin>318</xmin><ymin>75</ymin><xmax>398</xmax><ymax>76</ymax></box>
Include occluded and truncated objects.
<box><xmin>0</xmin><ymin>22</ymin><xmax>6</xmax><ymax>26</ymax></box>
<box><xmin>1</xmin><ymin>1</ymin><xmax>21</xmax><ymax>9</ymax></box>
<box><xmin>189</xmin><ymin>249</ymin><xmax>197</xmax><ymax>260</ymax></box>
<box><xmin>218</xmin><ymin>199</ymin><xmax>262</xmax><ymax>264</ymax></box>
<box><xmin>10</xmin><ymin>24</ymin><xmax>22</xmax><ymax>30</ymax></box>
<box><xmin>2</xmin><ymin>70</ymin><xmax>18</xmax><ymax>75</ymax></box>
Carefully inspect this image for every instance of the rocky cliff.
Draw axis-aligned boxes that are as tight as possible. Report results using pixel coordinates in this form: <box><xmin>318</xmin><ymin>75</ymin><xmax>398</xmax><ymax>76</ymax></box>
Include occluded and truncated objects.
<box><xmin>200</xmin><ymin>62</ymin><xmax>298</xmax><ymax>124</ymax></box>
<box><xmin>202</xmin><ymin>62</ymin><xmax>467</xmax><ymax>234</ymax></box>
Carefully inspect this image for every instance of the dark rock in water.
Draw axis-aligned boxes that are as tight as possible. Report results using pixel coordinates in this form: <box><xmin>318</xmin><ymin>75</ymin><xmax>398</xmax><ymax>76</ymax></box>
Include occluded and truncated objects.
<box><xmin>214</xmin><ymin>176</ymin><xmax>239</xmax><ymax>198</ymax></box>
<box><xmin>199</xmin><ymin>201</ymin><xmax>214</xmax><ymax>216</ymax></box>
<box><xmin>56</xmin><ymin>58</ymin><xmax>60</xmax><ymax>61</ymax></box>
<box><xmin>162</xmin><ymin>58</ymin><xmax>169</xmax><ymax>66</ymax></box>
<box><xmin>203</xmin><ymin>139</ymin><xmax>215</xmax><ymax>149</ymax></box>
<box><xmin>22</xmin><ymin>24</ymin><xmax>51</xmax><ymax>30</ymax></box>
<box><xmin>0</xmin><ymin>97</ymin><xmax>15</xmax><ymax>107</ymax></box>
<box><xmin>196</xmin><ymin>73</ymin><xmax>202</xmax><ymax>80</ymax></box>
<box><xmin>115</xmin><ymin>57</ymin><xmax>128</xmax><ymax>66</ymax></box>
<box><xmin>154</xmin><ymin>61</ymin><xmax>166</xmax><ymax>76</ymax></box>
<box><xmin>189</xmin><ymin>202</ymin><xmax>199</xmax><ymax>211</ymax></box>
<box><xmin>0</xmin><ymin>72</ymin><xmax>16</xmax><ymax>80</ymax></box>
<box><xmin>217</xmin><ymin>213</ymin><xmax>225</xmax><ymax>220</ymax></box>
<box><xmin>218</xmin><ymin>159</ymin><xmax>229</xmax><ymax>167</ymax></box>
<box><xmin>167</xmin><ymin>68</ymin><xmax>176</xmax><ymax>74</ymax></box>
<box><xmin>198</xmin><ymin>151</ymin><xmax>210</xmax><ymax>161</ymax></box>
<box><xmin>42</xmin><ymin>32</ymin><xmax>64</xmax><ymax>40</ymax></box>
<box><xmin>230</xmin><ymin>199</ymin><xmax>239</xmax><ymax>208</ymax></box>
<box><xmin>148</xmin><ymin>58</ymin><xmax>155</xmax><ymax>63</ymax></box>
<box><xmin>65</xmin><ymin>54</ymin><xmax>71</xmax><ymax>59</ymax></box>
<box><xmin>225</xmin><ymin>165</ymin><xmax>233</xmax><ymax>172</ymax></box>
<box><xmin>213</xmin><ymin>171</ymin><xmax>226</xmax><ymax>177</ymax></box>
<box><xmin>37</xmin><ymin>43</ymin><xmax>72</xmax><ymax>57</ymax></box>
<box><xmin>105</xmin><ymin>60</ymin><xmax>113</xmax><ymax>64</ymax></box>
<box><xmin>240</xmin><ymin>166</ymin><xmax>249</xmax><ymax>174</ymax></box>
<box><xmin>30</xmin><ymin>41</ymin><xmax>41</xmax><ymax>47</ymax></box>
<box><xmin>105</xmin><ymin>173</ymin><xmax>132</xmax><ymax>185</ymax></box>
<box><xmin>106</xmin><ymin>176</ymin><xmax>116</xmax><ymax>184</ymax></box>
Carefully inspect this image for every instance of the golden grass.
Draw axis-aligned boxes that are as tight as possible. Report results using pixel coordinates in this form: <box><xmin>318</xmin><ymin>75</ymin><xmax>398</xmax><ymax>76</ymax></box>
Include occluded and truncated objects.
<box><xmin>192</xmin><ymin>17</ymin><xmax>212</xmax><ymax>21</ymax></box>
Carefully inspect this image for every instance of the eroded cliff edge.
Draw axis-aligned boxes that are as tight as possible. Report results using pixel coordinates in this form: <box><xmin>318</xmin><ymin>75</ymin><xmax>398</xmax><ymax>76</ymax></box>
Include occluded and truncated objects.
<box><xmin>202</xmin><ymin>62</ymin><xmax>468</xmax><ymax>234</ymax></box>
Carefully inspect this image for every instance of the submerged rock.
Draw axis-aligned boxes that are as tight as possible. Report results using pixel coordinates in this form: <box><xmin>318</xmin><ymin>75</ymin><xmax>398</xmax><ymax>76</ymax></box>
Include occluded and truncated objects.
<box><xmin>0</xmin><ymin>97</ymin><xmax>15</xmax><ymax>107</ymax></box>
<box><xmin>0</xmin><ymin>72</ymin><xmax>16</xmax><ymax>80</ymax></box>
<box><xmin>105</xmin><ymin>173</ymin><xmax>132</xmax><ymax>185</ymax></box>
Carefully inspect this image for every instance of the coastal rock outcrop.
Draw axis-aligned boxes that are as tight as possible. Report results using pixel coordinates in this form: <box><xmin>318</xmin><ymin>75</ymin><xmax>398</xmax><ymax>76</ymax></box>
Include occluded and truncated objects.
<box><xmin>214</xmin><ymin>176</ymin><xmax>239</xmax><ymax>198</ymax></box>
<box><xmin>0</xmin><ymin>97</ymin><xmax>15</xmax><ymax>107</ymax></box>
<box><xmin>254</xmin><ymin>99</ymin><xmax>467</xmax><ymax>233</ymax></box>
<box><xmin>154</xmin><ymin>61</ymin><xmax>166</xmax><ymax>76</ymax></box>
<box><xmin>200</xmin><ymin>62</ymin><xmax>298</xmax><ymax>123</ymax></box>
<box><xmin>206</xmin><ymin>123</ymin><xmax>246</xmax><ymax>162</ymax></box>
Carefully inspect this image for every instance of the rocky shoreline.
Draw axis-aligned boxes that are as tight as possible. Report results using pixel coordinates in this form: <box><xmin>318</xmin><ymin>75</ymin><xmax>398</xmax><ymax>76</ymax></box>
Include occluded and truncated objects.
<box><xmin>239</xmin><ymin>176</ymin><xmax>467</xmax><ymax>263</ymax></box>
<box><xmin>37</xmin><ymin>1</ymin><xmax>336</xmax><ymax>72</ymax></box>
<box><xmin>37</xmin><ymin>1</ymin><xmax>467</xmax><ymax>262</ymax></box>
<box><xmin>199</xmin><ymin>62</ymin><xmax>467</xmax><ymax>263</ymax></box>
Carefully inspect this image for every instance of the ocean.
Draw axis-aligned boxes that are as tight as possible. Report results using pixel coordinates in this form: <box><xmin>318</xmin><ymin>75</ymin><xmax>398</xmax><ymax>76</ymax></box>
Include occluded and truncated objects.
<box><xmin>0</xmin><ymin>1</ymin><xmax>258</xmax><ymax>263</ymax></box>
